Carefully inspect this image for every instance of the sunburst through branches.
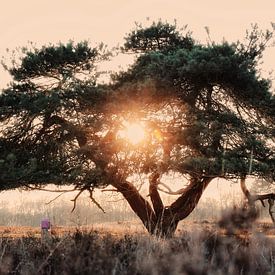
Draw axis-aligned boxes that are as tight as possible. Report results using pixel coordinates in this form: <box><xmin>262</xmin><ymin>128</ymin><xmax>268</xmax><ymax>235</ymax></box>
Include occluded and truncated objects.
<box><xmin>117</xmin><ymin>121</ymin><xmax>146</xmax><ymax>145</ymax></box>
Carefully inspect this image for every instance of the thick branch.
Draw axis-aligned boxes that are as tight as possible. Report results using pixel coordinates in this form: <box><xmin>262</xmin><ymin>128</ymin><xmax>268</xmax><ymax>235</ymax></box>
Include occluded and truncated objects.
<box><xmin>240</xmin><ymin>177</ymin><xmax>275</xmax><ymax>205</ymax></box>
<box><xmin>240</xmin><ymin>176</ymin><xmax>252</xmax><ymax>202</ymax></box>
<box><xmin>268</xmin><ymin>199</ymin><xmax>275</xmax><ymax>224</ymax></box>
<box><xmin>169</xmin><ymin>177</ymin><xmax>213</xmax><ymax>220</ymax></box>
<box><xmin>42</xmin><ymin>115</ymin><xmax>158</xmax><ymax>231</ymax></box>
<box><xmin>149</xmin><ymin>172</ymin><xmax>164</xmax><ymax>218</ymax></box>
<box><xmin>111</xmin><ymin>176</ymin><xmax>157</xmax><ymax>233</ymax></box>
<box><xmin>240</xmin><ymin>177</ymin><xmax>275</xmax><ymax>224</ymax></box>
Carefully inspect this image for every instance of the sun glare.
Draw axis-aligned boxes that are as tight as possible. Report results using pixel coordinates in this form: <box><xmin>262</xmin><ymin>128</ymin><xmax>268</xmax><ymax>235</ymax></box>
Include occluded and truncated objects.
<box><xmin>118</xmin><ymin>121</ymin><xmax>146</xmax><ymax>145</ymax></box>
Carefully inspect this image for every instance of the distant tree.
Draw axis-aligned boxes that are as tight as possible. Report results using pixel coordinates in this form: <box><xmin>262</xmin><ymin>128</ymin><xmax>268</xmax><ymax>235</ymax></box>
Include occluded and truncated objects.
<box><xmin>0</xmin><ymin>22</ymin><xmax>274</xmax><ymax>237</ymax></box>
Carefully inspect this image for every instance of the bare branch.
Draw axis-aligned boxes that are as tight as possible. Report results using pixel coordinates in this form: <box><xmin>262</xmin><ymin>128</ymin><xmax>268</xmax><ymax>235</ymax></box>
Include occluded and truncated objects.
<box><xmin>89</xmin><ymin>190</ymin><xmax>105</xmax><ymax>213</ymax></box>
<box><xmin>157</xmin><ymin>181</ymin><xmax>185</xmax><ymax>195</ymax></box>
<box><xmin>46</xmin><ymin>192</ymin><xmax>67</xmax><ymax>205</ymax></box>
<box><xmin>71</xmin><ymin>189</ymin><xmax>85</xmax><ymax>212</ymax></box>
<box><xmin>101</xmin><ymin>189</ymin><xmax>119</xmax><ymax>192</ymax></box>
<box><xmin>158</xmin><ymin>187</ymin><xmax>185</xmax><ymax>195</ymax></box>
<box><xmin>23</xmin><ymin>184</ymin><xmax>76</xmax><ymax>193</ymax></box>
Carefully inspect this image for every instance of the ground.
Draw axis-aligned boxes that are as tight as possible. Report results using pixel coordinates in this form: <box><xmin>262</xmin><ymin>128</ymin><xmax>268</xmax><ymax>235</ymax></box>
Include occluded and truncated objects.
<box><xmin>0</xmin><ymin>221</ymin><xmax>274</xmax><ymax>274</ymax></box>
<box><xmin>0</xmin><ymin>220</ymin><xmax>274</xmax><ymax>238</ymax></box>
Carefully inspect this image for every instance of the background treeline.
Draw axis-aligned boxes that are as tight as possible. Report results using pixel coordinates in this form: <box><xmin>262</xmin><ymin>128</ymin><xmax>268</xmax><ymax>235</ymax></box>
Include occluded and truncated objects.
<box><xmin>0</xmin><ymin>193</ymin><xmax>271</xmax><ymax>227</ymax></box>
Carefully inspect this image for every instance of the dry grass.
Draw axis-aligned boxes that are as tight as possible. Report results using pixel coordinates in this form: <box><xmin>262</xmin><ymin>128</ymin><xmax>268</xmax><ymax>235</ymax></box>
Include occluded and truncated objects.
<box><xmin>0</xmin><ymin>219</ymin><xmax>274</xmax><ymax>238</ymax></box>
<box><xmin>0</xmin><ymin>221</ymin><xmax>146</xmax><ymax>239</ymax></box>
<box><xmin>0</xmin><ymin>222</ymin><xmax>274</xmax><ymax>274</ymax></box>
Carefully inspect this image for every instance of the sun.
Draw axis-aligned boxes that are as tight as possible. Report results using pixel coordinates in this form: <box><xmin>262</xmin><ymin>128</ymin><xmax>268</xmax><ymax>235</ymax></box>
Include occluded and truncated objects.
<box><xmin>117</xmin><ymin>121</ymin><xmax>146</xmax><ymax>145</ymax></box>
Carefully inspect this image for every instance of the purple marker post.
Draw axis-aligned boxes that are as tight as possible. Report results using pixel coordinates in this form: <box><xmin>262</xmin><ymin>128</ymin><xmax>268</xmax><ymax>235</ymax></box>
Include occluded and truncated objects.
<box><xmin>41</xmin><ymin>218</ymin><xmax>51</xmax><ymax>243</ymax></box>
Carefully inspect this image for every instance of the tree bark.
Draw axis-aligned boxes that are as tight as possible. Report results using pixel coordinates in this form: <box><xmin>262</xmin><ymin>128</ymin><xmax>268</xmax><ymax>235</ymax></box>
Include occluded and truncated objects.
<box><xmin>46</xmin><ymin>116</ymin><xmax>213</xmax><ymax>236</ymax></box>
<box><xmin>149</xmin><ymin>171</ymin><xmax>164</xmax><ymax>217</ymax></box>
<box><xmin>240</xmin><ymin>176</ymin><xmax>275</xmax><ymax>225</ymax></box>
<box><xmin>110</xmin><ymin>174</ymin><xmax>213</xmax><ymax>237</ymax></box>
<box><xmin>169</xmin><ymin>177</ymin><xmax>213</xmax><ymax>220</ymax></box>
<box><xmin>148</xmin><ymin>171</ymin><xmax>178</xmax><ymax>237</ymax></box>
<box><xmin>110</xmin><ymin>176</ymin><xmax>157</xmax><ymax>234</ymax></box>
<box><xmin>148</xmin><ymin>175</ymin><xmax>213</xmax><ymax>237</ymax></box>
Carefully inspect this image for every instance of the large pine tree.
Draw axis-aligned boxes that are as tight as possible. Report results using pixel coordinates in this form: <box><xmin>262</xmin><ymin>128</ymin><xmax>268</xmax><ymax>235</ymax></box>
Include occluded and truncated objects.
<box><xmin>1</xmin><ymin>22</ymin><xmax>274</xmax><ymax>236</ymax></box>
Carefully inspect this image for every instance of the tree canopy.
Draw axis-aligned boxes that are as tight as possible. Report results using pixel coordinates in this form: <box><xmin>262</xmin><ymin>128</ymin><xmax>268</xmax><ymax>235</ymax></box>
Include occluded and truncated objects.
<box><xmin>0</xmin><ymin>21</ymin><xmax>274</xmax><ymax>236</ymax></box>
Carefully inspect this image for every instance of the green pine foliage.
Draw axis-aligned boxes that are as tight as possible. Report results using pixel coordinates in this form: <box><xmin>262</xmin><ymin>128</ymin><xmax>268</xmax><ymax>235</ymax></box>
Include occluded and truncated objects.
<box><xmin>0</xmin><ymin>21</ymin><xmax>274</xmax><ymax>195</ymax></box>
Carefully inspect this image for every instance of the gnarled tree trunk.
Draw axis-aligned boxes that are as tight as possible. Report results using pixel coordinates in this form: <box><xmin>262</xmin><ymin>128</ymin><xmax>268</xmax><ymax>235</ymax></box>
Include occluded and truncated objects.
<box><xmin>50</xmin><ymin>117</ymin><xmax>213</xmax><ymax>237</ymax></box>
<box><xmin>111</xmin><ymin>176</ymin><xmax>157</xmax><ymax>234</ymax></box>
<box><xmin>111</xmin><ymin>172</ymin><xmax>213</xmax><ymax>237</ymax></box>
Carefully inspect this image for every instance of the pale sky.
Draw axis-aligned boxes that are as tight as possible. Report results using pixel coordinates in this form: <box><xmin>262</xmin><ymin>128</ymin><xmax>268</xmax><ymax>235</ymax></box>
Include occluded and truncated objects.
<box><xmin>1</xmin><ymin>0</ymin><xmax>275</xmax><ymax>86</ymax></box>
<box><xmin>0</xmin><ymin>0</ymin><xmax>274</xmax><ymax>203</ymax></box>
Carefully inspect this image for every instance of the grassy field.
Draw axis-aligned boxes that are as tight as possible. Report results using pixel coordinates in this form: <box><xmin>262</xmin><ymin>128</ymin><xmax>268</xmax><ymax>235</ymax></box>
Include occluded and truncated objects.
<box><xmin>0</xmin><ymin>221</ymin><xmax>274</xmax><ymax>274</ymax></box>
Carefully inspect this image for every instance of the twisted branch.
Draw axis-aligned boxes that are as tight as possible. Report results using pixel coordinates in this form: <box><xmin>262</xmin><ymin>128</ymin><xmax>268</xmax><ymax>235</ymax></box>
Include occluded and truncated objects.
<box><xmin>240</xmin><ymin>176</ymin><xmax>275</xmax><ymax>225</ymax></box>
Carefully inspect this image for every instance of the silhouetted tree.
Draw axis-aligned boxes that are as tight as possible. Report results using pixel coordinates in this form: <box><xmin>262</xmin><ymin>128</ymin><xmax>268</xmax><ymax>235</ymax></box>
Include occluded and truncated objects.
<box><xmin>1</xmin><ymin>22</ymin><xmax>274</xmax><ymax>236</ymax></box>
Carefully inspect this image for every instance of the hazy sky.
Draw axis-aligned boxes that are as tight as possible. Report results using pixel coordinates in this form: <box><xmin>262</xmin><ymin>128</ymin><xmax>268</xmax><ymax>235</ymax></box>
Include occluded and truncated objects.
<box><xmin>0</xmin><ymin>0</ymin><xmax>274</xmax><ymax>202</ymax></box>
<box><xmin>1</xmin><ymin>0</ymin><xmax>274</xmax><ymax>45</ymax></box>
<box><xmin>1</xmin><ymin>0</ymin><xmax>275</xmax><ymax>85</ymax></box>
